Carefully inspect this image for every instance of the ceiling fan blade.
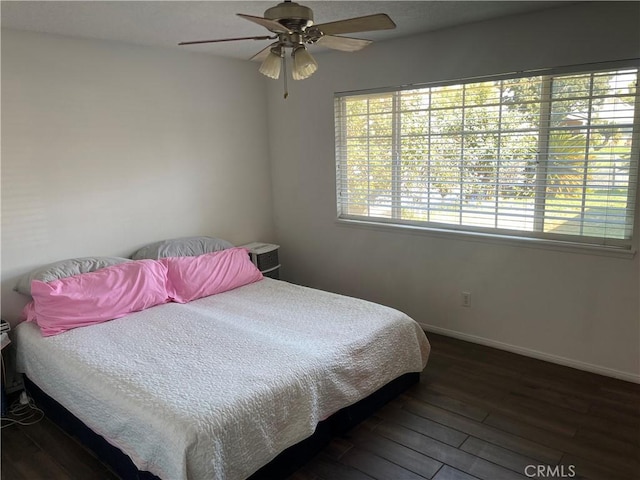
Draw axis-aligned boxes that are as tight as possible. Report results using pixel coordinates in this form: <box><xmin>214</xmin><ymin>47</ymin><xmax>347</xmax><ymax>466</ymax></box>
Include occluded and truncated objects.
<box><xmin>179</xmin><ymin>35</ymin><xmax>274</xmax><ymax>46</ymax></box>
<box><xmin>237</xmin><ymin>14</ymin><xmax>290</xmax><ymax>33</ymax></box>
<box><xmin>315</xmin><ymin>35</ymin><xmax>372</xmax><ymax>52</ymax></box>
<box><xmin>315</xmin><ymin>13</ymin><xmax>396</xmax><ymax>36</ymax></box>
<box><xmin>250</xmin><ymin>42</ymin><xmax>280</xmax><ymax>62</ymax></box>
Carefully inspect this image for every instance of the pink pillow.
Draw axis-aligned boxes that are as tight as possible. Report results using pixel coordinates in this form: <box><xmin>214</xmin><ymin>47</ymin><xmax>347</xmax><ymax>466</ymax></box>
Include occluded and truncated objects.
<box><xmin>161</xmin><ymin>247</ymin><xmax>263</xmax><ymax>303</ymax></box>
<box><xmin>27</xmin><ymin>259</ymin><xmax>170</xmax><ymax>336</ymax></box>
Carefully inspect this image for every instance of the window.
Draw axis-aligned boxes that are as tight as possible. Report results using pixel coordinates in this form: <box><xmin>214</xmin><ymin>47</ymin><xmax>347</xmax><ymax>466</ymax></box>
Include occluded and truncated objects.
<box><xmin>335</xmin><ymin>66</ymin><xmax>639</xmax><ymax>251</ymax></box>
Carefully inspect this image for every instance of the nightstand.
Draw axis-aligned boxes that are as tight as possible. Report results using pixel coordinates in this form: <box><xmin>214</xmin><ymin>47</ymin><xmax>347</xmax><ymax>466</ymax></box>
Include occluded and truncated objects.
<box><xmin>240</xmin><ymin>242</ymin><xmax>280</xmax><ymax>279</ymax></box>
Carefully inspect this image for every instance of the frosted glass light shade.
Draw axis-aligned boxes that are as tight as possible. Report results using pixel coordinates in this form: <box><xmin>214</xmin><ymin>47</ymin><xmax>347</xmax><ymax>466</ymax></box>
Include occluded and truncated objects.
<box><xmin>259</xmin><ymin>49</ymin><xmax>282</xmax><ymax>79</ymax></box>
<box><xmin>292</xmin><ymin>46</ymin><xmax>318</xmax><ymax>80</ymax></box>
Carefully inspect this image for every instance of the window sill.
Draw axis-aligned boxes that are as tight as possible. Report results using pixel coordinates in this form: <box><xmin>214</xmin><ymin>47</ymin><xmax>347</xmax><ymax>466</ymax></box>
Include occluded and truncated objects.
<box><xmin>336</xmin><ymin>218</ymin><xmax>637</xmax><ymax>259</ymax></box>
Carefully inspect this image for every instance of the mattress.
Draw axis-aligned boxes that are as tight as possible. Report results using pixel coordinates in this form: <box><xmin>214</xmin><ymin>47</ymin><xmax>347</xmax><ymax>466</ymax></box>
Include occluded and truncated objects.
<box><xmin>15</xmin><ymin>278</ymin><xmax>430</xmax><ymax>480</ymax></box>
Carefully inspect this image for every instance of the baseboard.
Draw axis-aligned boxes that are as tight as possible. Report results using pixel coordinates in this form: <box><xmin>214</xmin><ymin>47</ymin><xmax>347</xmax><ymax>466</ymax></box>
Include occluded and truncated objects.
<box><xmin>421</xmin><ymin>324</ymin><xmax>640</xmax><ymax>384</ymax></box>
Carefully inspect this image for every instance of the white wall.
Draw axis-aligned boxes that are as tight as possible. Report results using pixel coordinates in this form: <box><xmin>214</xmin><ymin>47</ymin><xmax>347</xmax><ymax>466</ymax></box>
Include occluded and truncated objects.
<box><xmin>268</xmin><ymin>2</ymin><xmax>640</xmax><ymax>381</ymax></box>
<box><xmin>1</xmin><ymin>29</ymin><xmax>274</xmax><ymax>323</ymax></box>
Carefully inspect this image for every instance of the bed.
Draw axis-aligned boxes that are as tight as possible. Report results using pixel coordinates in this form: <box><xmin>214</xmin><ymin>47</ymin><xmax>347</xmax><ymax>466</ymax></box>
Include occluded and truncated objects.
<box><xmin>14</xmin><ymin>276</ymin><xmax>430</xmax><ymax>480</ymax></box>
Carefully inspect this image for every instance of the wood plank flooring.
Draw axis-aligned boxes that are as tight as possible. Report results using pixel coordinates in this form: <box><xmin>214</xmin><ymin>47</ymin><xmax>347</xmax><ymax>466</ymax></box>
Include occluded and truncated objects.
<box><xmin>2</xmin><ymin>333</ymin><xmax>639</xmax><ymax>480</ymax></box>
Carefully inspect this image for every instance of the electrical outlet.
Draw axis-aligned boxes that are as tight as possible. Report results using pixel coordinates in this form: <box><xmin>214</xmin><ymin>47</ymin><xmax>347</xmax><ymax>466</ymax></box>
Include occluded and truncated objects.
<box><xmin>461</xmin><ymin>291</ymin><xmax>471</xmax><ymax>307</ymax></box>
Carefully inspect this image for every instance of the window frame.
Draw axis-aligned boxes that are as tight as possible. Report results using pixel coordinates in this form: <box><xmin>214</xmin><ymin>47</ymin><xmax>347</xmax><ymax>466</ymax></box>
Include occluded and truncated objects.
<box><xmin>334</xmin><ymin>61</ymin><xmax>640</xmax><ymax>256</ymax></box>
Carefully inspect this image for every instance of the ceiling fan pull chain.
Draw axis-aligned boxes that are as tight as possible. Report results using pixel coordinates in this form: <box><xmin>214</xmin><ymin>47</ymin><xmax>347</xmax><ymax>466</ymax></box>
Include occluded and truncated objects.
<box><xmin>283</xmin><ymin>55</ymin><xmax>289</xmax><ymax>99</ymax></box>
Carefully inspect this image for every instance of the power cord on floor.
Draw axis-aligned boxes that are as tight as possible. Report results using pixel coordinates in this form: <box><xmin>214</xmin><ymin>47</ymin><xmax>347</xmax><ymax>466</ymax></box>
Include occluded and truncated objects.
<box><xmin>1</xmin><ymin>391</ymin><xmax>44</xmax><ymax>428</ymax></box>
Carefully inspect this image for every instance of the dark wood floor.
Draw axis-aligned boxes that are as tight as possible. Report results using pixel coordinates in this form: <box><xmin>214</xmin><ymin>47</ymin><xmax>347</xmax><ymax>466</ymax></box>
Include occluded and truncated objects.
<box><xmin>2</xmin><ymin>333</ymin><xmax>639</xmax><ymax>480</ymax></box>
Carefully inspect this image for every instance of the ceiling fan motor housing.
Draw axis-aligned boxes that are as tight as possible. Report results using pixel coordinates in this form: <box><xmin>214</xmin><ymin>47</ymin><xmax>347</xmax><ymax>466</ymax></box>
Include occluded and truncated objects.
<box><xmin>264</xmin><ymin>1</ymin><xmax>314</xmax><ymax>31</ymax></box>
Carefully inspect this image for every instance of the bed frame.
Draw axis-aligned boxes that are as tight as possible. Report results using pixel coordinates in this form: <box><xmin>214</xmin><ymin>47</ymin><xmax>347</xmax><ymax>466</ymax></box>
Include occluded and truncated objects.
<box><xmin>25</xmin><ymin>372</ymin><xmax>419</xmax><ymax>479</ymax></box>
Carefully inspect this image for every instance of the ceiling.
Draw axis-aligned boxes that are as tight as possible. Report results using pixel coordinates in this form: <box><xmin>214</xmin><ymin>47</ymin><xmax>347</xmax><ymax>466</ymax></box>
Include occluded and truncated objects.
<box><xmin>1</xmin><ymin>1</ymin><xmax>574</xmax><ymax>60</ymax></box>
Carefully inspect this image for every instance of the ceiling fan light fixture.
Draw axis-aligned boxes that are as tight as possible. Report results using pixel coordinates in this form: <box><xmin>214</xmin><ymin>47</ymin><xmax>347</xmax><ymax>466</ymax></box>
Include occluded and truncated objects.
<box><xmin>291</xmin><ymin>46</ymin><xmax>318</xmax><ymax>80</ymax></box>
<box><xmin>179</xmin><ymin>2</ymin><xmax>397</xmax><ymax>95</ymax></box>
<box><xmin>259</xmin><ymin>46</ymin><xmax>283</xmax><ymax>79</ymax></box>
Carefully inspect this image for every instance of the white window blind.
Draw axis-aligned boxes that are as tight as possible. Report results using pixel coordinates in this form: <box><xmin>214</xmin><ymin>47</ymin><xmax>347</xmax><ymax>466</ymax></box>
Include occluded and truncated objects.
<box><xmin>335</xmin><ymin>66</ymin><xmax>639</xmax><ymax>250</ymax></box>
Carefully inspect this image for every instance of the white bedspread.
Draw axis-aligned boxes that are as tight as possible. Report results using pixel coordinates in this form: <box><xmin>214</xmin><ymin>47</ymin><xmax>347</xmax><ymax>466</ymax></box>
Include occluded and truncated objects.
<box><xmin>15</xmin><ymin>279</ymin><xmax>430</xmax><ymax>480</ymax></box>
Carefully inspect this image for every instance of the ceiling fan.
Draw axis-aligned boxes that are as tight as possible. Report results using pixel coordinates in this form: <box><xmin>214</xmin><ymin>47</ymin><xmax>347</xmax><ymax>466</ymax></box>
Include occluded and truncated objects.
<box><xmin>179</xmin><ymin>0</ymin><xmax>396</xmax><ymax>97</ymax></box>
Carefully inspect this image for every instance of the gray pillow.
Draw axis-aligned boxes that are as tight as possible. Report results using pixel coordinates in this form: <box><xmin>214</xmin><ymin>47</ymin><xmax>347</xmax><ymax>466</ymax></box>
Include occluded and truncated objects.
<box><xmin>14</xmin><ymin>256</ymin><xmax>132</xmax><ymax>296</ymax></box>
<box><xmin>130</xmin><ymin>236</ymin><xmax>234</xmax><ymax>260</ymax></box>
